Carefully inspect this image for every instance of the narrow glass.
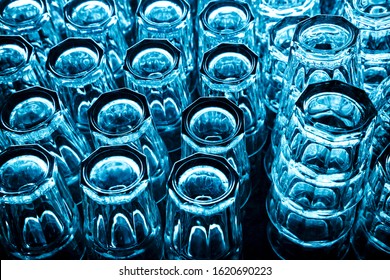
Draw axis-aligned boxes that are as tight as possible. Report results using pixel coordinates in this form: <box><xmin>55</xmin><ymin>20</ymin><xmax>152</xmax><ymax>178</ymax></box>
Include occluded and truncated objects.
<box><xmin>46</xmin><ymin>37</ymin><xmax>116</xmax><ymax>146</ymax></box>
<box><xmin>351</xmin><ymin>144</ymin><xmax>390</xmax><ymax>259</ymax></box>
<box><xmin>164</xmin><ymin>153</ymin><xmax>242</xmax><ymax>259</ymax></box>
<box><xmin>0</xmin><ymin>0</ymin><xmax>63</xmax><ymax>67</ymax></box>
<box><xmin>344</xmin><ymin>0</ymin><xmax>390</xmax><ymax>103</ymax></box>
<box><xmin>0</xmin><ymin>35</ymin><xmax>47</xmax><ymax>99</ymax></box>
<box><xmin>0</xmin><ymin>86</ymin><xmax>91</xmax><ymax>214</ymax></box>
<box><xmin>199</xmin><ymin>43</ymin><xmax>267</xmax><ymax>173</ymax></box>
<box><xmin>81</xmin><ymin>145</ymin><xmax>163</xmax><ymax>259</ymax></box>
<box><xmin>181</xmin><ymin>97</ymin><xmax>251</xmax><ymax>207</ymax></box>
<box><xmin>124</xmin><ymin>39</ymin><xmax>189</xmax><ymax>161</ymax></box>
<box><xmin>267</xmin><ymin>80</ymin><xmax>377</xmax><ymax>259</ymax></box>
<box><xmin>64</xmin><ymin>0</ymin><xmax>128</xmax><ymax>87</ymax></box>
<box><xmin>136</xmin><ymin>0</ymin><xmax>196</xmax><ymax>95</ymax></box>
<box><xmin>0</xmin><ymin>145</ymin><xmax>85</xmax><ymax>259</ymax></box>
<box><xmin>88</xmin><ymin>88</ymin><xmax>171</xmax><ymax>205</ymax></box>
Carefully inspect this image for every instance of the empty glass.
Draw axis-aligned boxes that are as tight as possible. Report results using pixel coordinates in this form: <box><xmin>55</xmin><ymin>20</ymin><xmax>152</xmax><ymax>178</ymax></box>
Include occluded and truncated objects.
<box><xmin>181</xmin><ymin>97</ymin><xmax>251</xmax><ymax>207</ymax></box>
<box><xmin>0</xmin><ymin>86</ymin><xmax>91</xmax><ymax>214</ymax></box>
<box><xmin>81</xmin><ymin>145</ymin><xmax>163</xmax><ymax>259</ymax></box>
<box><xmin>0</xmin><ymin>144</ymin><xmax>85</xmax><ymax>259</ymax></box>
<box><xmin>88</xmin><ymin>88</ymin><xmax>171</xmax><ymax>205</ymax></box>
<box><xmin>114</xmin><ymin>0</ymin><xmax>136</xmax><ymax>45</ymax></box>
<box><xmin>124</xmin><ymin>39</ymin><xmax>189</xmax><ymax>161</ymax></box>
<box><xmin>164</xmin><ymin>153</ymin><xmax>242</xmax><ymax>259</ymax></box>
<box><xmin>267</xmin><ymin>80</ymin><xmax>377</xmax><ymax>259</ymax></box>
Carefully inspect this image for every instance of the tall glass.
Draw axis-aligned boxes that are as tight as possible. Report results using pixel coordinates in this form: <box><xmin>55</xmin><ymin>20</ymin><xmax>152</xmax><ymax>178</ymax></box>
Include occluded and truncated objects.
<box><xmin>0</xmin><ymin>86</ymin><xmax>91</xmax><ymax>215</ymax></box>
<box><xmin>267</xmin><ymin>80</ymin><xmax>377</xmax><ymax>259</ymax></box>
<box><xmin>88</xmin><ymin>88</ymin><xmax>171</xmax><ymax>205</ymax></box>
<box><xmin>181</xmin><ymin>97</ymin><xmax>251</xmax><ymax>207</ymax></box>
<box><xmin>124</xmin><ymin>39</ymin><xmax>189</xmax><ymax>162</ymax></box>
<box><xmin>81</xmin><ymin>145</ymin><xmax>163</xmax><ymax>259</ymax></box>
<box><xmin>46</xmin><ymin>37</ymin><xmax>116</xmax><ymax>146</ymax></box>
<box><xmin>0</xmin><ymin>145</ymin><xmax>85</xmax><ymax>259</ymax></box>
<box><xmin>164</xmin><ymin>153</ymin><xmax>242</xmax><ymax>259</ymax></box>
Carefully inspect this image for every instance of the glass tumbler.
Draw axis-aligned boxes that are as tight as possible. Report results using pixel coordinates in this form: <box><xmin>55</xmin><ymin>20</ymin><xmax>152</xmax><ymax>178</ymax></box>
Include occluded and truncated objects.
<box><xmin>124</xmin><ymin>39</ymin><xmax>189</xmax><ymax>162</ymax></box>
<box><xmin>81</xmin><ymin>145</ymin><xmax>163</xmax><ymax>259</ymax></box>
<box><xmin>64</xmin><ymin>0</ymin><xmax>129</xmax><ymax>87</ymax></box>
<box><xmin>181</xmin><ymin>96</ymin><xmax>251</xmax><ymax>207</ymax></box>
<box><xmin>267</xmin><ymin>80</ymin><xmax>377</xmax><ymax>259</ymax></box>
<box><xmin>0</xmin><ymin>35</ymin><xmax>47</xmax><ymax>100</ymax></box>
<box><xmin>164</xmin><ymin>153</ymin><xmax>242</xmax><ymax>259</ymax></box>
<box><xmin>88</xmin><ymin>88</ymin><xmax>171</xmax><ymax>205</ymax></box>
<box><xmin>351</xmin><ymin>143</ymin><xmax>390</xmax><ymax>259</ymax></box>
<box><xmin>46</xmin><ymin>37</ymin><xmax>116</xmax><ymax>145</ymax></box>
<box><xmin>199</xmin><ymin>43</ymin><xmax>267</xmax><ymax>173</ymax></box>
<box><xmin>0</xmin><ymin>144</ymin><xmax>85</xmax><ymax>259</ymax></box>
<box><xmin>0</xmin><ymin>86</ymin><xmax>91</xmax><ymax>214</ymax></box>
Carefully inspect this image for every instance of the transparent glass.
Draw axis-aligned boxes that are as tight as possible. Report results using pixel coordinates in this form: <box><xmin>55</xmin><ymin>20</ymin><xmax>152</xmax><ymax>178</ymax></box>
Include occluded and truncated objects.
<box><xmin>113</xmin><ymin>0</ymin><xmax>135</xmax><ymax>45</ymax></box>
<box><xmin>351</xmin><ymin>144</ymin><xmax>390</xmax><ymax>259</ymax></box>
<box><xmin>124</xmin><ymin>39</ymin><xmax>189</xmax><ymax>161</ymax></box>
<box><xmin>88</xmin><ymin>88</ymin><xmax>171</xmax><ymax>204</ymax></box>
<box><xmin>64</xmin><ymin>0</ymin><xmax>128</xmax><ymax>87</ymax></box>
<box><xmin>136</xmin><ymin>0</ymin><xmax>196</xmax><ymax>94</ymax></box>
<box><xmin>344</xmin><ymin>0</ymin><xmax>390</xmax><ymax>103</ymax></box>
<box><xmin>320</xmin><ymin>0</ymin><xmax>343</xmax><ymax>15</ymax></box>
<box><xmin>0</xmin><ymin>0</ymin><xmax>63</xmax><ymax>67</ymax></box>
<box><xmin>46</xmin><ymin>37</ymin><xmax>116</xmax><ymax>146</ymax></box>
<box><xmin>181</xmin><ymin>97</ymin><xmax>251</xmax><ymax>207</ymax></box>
<box><xmin>0</xmin><ymin>86</ymin><xmax>91</xmax><ymax>214</ymax></box>
<box><xmin>0</xmin><ymin>35</ymin><xmax>47</xmax><ymax>99</ymax></box>
<box><xmin>199</xmin><ymin>43</ymin><xmax>267</xmax><ymax>172</ymax></box>
<box><xmin>81</xmin><ymin>145</ymin><xmax>163</xmax><ymax>259</ymax></box>
<box><xmin>267</xmin><ymin>80</ymin><xmax>377</xmax><ymax>259</ymax></box>
<box><xmin>262</xmin><ymin>15</ymin><xmax>309</xmax><ymax>128</ymax></box>
<box><xmin>0</xmin><ymin>145</ymin><xmax>85</xmax><ymax>259</ymax></box>
<box><xmin>164</xmin><ymin>153</ymin><xmax>242</xmax><ymax>259</ymax></box>
<box><xmin>198</xmin><ymin>1</ymin><xmax>255</xmax><ymax>67</ymax></box>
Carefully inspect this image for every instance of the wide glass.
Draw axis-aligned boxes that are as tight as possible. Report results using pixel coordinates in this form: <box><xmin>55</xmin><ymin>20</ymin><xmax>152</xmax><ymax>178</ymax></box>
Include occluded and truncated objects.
<box><xmin>181</xmin><ymin>97</ymin><xmax>251</xmax><ymax>207</ymax></box>
<box><xmin>124</xmin><ymin>39</ymin><xmax>189</xmax><ymax>161</ymax></box>
<box><xmin>351</xmin><ymin>143</ymin><xmax>390</xmax><ymax>259</ymax></box>
<box><xmin>64</xmin><ymin>0</ymin><xmax>128</xmax><ymax>87</ymax></box>
<box><xmin>0</xmin><ymin>86</ymin><xmax>91</xmax><ymax>214</ymax></box>
<box><xmin>164</xmin><ymin>153</ymin><xmax>242</xmax><ymax>259</ymax></box>
<box><xmin>46</xmin><ymin>37</ymin><xmax>116</xmax><ymax>145</ymax></box>
<box><xmin>81</xmin><ymin>145</ymin><xmax>163</xmax><ymax>259</ymax></box>
<box><xmin>88</xmin><ymin>88</ymin><xmax>171</xmax><ymax>205</ymax></box>
<box><xmin>0</xmin><ymin>145</ymin><xmax>85</xmax><ymax>259</ymax></box>
<box><xmin>267</xmin><ymin>80</ymin><xmax>377</xmax><ymax>259</ymax></box>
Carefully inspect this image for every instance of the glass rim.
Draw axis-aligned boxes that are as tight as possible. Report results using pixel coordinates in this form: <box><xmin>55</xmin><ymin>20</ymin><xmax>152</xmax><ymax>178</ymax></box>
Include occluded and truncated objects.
<box><xmin>0</xmin><ymin>35</ymin><xmax>33</xmax><ymax>76</ymax></box>
<box><xmin>0</xmin><ymin>0</ymin><xmax>48</xmax><ymax>28</ymax></box>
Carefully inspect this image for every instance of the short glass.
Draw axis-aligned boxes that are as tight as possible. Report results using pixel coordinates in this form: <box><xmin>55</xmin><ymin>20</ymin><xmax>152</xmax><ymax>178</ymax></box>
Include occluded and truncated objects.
<box><xmin>0</xmin><ymin>144</ymin><xmax>85</xmax><ymax>259</ymax></box>
<box><xmin>164</xmin><ymin>153</ymin><xmax>242</xmax><ymax>259</ymax></box>
<box><xmin>81</xmin><ymin>145</ymin><xmax>163</xmax><ymax>259</ymax></box>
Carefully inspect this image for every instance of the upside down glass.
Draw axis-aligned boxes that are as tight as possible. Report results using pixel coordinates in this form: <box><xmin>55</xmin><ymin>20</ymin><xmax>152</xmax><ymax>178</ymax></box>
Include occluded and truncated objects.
<box><xmin>0</xmin><ymin>145</ymin><xmax>85</xmax><ymax>259</ymax></box>
<box><xmin>81</xmin><ymin>145</ymin><xmax>163</xmax><ymax>259</ymax></box>
<box><xmin>164</xmin><ymin>153</ymin><xmax>242</xmax><ymax>259</ymax></box>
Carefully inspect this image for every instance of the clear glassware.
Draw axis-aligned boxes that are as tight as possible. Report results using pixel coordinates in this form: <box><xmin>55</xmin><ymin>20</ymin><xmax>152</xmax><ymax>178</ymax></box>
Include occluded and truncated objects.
<box><xmin>0</xmin><ymin>86</ymin><xmax>91</xmax><ymax>215</ymax></box>
<box><xmin>268</xmin><ymin>15</ymin><xmax>362</xmax><ymax>177</ymax></box>
<box><xmin>262</xmin><ymin>15</ymin><xmax>309</xmax><ymax>129</ymax></box>
<box><xmin>351</xmin><ymin>143</ymin><xmax>390</xmax><ymax>259</ymax></box>
<box><xmin>198</xmin><ymin>0</ymin><xmax>255</xmax><ymax>67</ymax></box>
<box><xmin>136</xmin><ymin>0</ymin><xmax>196</xmax><ymax>95</ymax></box>
<box><xmin>0</xmin><ymin>0</ymin><xmax>63</xmax><ymax>67</ymax></box>
<box><xmin>320</xmin><ymin>0</ymin><xmax>343</xmax><ymax>15</ymax></box>
<box><xmin>199</xmin><ymin>43</ymin><xmax>267</xmax><ymax>174</ymax></box>
<box><xmin>64</xmin><ymin>0</ymin><xmax>128</xmax><ymax>87</ymax></box>
<box><xmin>344</xmin><ymin>0</ymin><xmax>390</xmax><ymax>103</ymax></box>
<box><xmin>46</xmin><ymin>37</ymin><xmax>116</xmax><ymax>146</ymax></box>
<box><xmin>113</xmin><ymin>0</ymin><xmax>136</xmax><ymax>45</ymax></box>
<box><xmin>181</xmin><ymin>96</ymin><xmax>251</xmax><ymax>207</ymax></box>
<box><xmin>0</xmin><ymin>144</ymin><xmax>85</xmax><ymax>259</ymax></box>
<box><xmin>0</xmin><ymin>35</ymin><xmax>47</xmax><ymax>100</ymax></box>
<box><xmin>124</xmin><ymin>38</ymin><xmax>189</xmax><ymax>162</ymax></box>
<box><xmin>267</xmin><ymin>80</ymin><xmax>377</xmax><ymax>259</ymax></box>
<box><xmin>164</xmin><ymin>153</ymin><xmax>242</xmax><ymax>259</ymax></box>
<box><xmin>81</xmin><ymin>145</ymin><xmax>163</xmax><ymax>259</ymax></box>
<box><xmin>88</xmin><ymin>88</ymin><xmax>171</xmax><ymax>205</ymax></box>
